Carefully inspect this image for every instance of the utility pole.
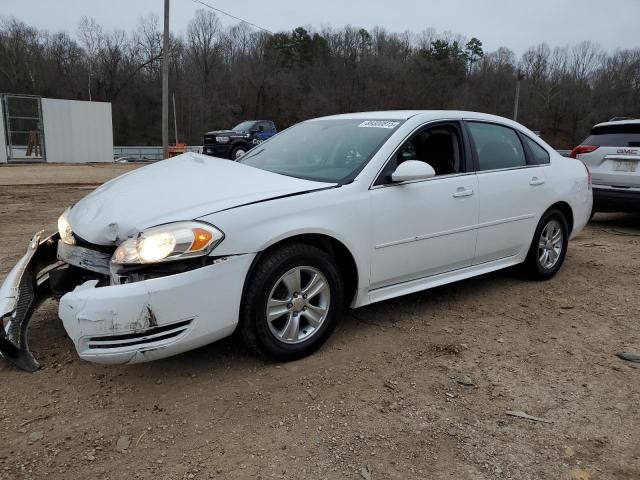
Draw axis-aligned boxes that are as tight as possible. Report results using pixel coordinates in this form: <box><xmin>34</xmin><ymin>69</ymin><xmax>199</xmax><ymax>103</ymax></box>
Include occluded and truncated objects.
<box><xmin>513</xmin><ymin>69</ymin><xmax>525</xmax><ymax>122</ymax></box>
<box><xmin>162</xmin><ymin>0</ymin><xmax>170</xmax><ymax>159</ymax></box>
<box><xmin>172</xmin><ymin>92</ymin><xmax>178</xmax><ymax>144</ymax></box>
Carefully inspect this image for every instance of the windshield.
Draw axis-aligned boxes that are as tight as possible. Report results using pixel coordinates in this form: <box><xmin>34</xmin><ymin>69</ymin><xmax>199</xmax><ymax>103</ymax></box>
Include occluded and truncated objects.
<box><xmin>239</xmin><ymin>119</ymin><xmax>403</xmax><ymax>183</ymax></box>
<box><xmin>232</xmin><ymin>121</ymin><xmax>256</xmax><ymax>132</ymax></box>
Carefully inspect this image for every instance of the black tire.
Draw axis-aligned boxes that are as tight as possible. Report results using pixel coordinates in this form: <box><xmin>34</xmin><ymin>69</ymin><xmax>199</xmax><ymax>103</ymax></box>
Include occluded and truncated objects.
<box><xmin>239</xmin><ymin>243</ymin><xmax>344</xmax><ymax>361</ymax></box>
<box><xmin>523</xmin><ymin>209</ymin><xmax>569</xmax><ymax>280</ymax></box>
<box><xmin>230</xmin><ymin>145</ymin><xmax>247</xmax><ymax>161</ymax></box>
<box><xmin>589</xmin><ymin>205</ymin><xmax>596</xmax><ymax>221</ymax></box>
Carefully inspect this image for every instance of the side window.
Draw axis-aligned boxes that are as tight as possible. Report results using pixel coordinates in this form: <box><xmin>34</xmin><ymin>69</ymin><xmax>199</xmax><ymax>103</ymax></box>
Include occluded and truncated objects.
<box><xmin>376</xmin><ymin>124</ymin><xmax>464</xmax><ymax>184</ymax></box>
<box><xmin>467</xmin><ymin>122</ymin><xmax>526</xmax><ymax>171</ymax></box>
<box><xmin>523</xmin><ymin>135</ymin><xmax>550</xmax><ymax>164</ymax></box>
<box><xmin>255</xmin><ymin>121</ymin><xmax>268</xmax><ymax>132</ymax></box>
<box><xmin>267</xmin><ymin>121</ymin><xmax>277</xmax><ymax>133</ymax></box>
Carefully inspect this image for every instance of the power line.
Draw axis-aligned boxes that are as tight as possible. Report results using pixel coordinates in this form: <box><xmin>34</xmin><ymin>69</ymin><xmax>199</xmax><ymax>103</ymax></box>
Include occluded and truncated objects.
<box><xmin>190</xmin><ymin>0</ymin><xmax>273</xmax><ymax>34</ymax></box>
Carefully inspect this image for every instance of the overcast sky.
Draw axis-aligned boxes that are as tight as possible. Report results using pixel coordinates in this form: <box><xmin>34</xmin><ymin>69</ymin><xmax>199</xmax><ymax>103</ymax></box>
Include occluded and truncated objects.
<box><xmin>3</xmin><ymin>0</ymin><xmax>639</xmax><ymax>54</ymax></box>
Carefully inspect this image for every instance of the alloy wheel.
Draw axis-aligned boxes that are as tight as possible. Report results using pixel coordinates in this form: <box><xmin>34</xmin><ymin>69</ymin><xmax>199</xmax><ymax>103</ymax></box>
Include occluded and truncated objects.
<box><xmin>537</xmin><ymin>219</ymin><xmax>563</xmax><ymax>269</ymax></box>
<box><xmin>266</xmin><ymin>266</ymin><xmax>331</xmax><ymax>344</ymax></box>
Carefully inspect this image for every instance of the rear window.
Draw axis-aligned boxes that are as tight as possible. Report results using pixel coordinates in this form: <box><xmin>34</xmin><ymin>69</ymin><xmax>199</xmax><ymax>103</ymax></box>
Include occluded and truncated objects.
<box><xmin>584</xmin><ymin>124</ymin><xmax>640</xmax><ymax>147</ymax></box>
<box><xmin>522</xmin><ymin>135</ymin><xmax>550</xmax><ymax>164</ymax></box>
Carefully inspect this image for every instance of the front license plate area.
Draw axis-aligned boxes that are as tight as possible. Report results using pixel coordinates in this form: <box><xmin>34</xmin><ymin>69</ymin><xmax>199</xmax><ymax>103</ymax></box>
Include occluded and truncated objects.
<box><xmin>613</xmin><ymin>160</ymin><xmax>638</xmax><ymax>172</ymax></box>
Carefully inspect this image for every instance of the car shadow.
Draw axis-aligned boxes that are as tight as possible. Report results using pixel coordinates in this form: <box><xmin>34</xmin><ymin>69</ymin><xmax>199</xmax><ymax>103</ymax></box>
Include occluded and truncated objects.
<box><xmin>590</xmin><ymin>211</ymin><xmax>640</xmax><ymax>232</ymax></box>
<box><xmin>81</xmin><ymin>255</ymin><xmax>539</xmax><ymax>384</ymax></box>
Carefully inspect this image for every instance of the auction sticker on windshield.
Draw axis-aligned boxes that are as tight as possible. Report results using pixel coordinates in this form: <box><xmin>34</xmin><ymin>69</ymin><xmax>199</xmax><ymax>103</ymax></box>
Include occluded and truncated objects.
<box><xmin>358</xmin><ymin>120</ymin><xmax>401</xmax><ymax>129</ymax></box>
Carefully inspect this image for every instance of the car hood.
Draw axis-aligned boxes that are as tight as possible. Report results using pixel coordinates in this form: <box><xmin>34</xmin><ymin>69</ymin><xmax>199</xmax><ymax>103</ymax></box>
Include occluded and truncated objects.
<box><xmin>205</xmin><ymin>129</ymin><xmax>246</xmax><ymax>136</ymax></box>
<box><xmin>68</xmin><ymin>152</ymin><xmax>334</xmax><ymax>245</ymax></box>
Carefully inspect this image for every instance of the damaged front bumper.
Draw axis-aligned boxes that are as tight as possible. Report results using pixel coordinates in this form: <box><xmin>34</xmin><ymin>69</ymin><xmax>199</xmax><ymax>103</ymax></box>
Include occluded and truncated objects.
<box><xmin>0</xmin><ymin>232</ymin><xmax>59</xmax><ymax>371</ymax></box>
<box><xmin>58</xmin><ymin>254</ymin><xmax>254</xmax><ymax>365</ymax></box>
<box><xmin>1</xmin><ymin>231</ymin><xmax>255</xmax><ymax>371</ymax></box>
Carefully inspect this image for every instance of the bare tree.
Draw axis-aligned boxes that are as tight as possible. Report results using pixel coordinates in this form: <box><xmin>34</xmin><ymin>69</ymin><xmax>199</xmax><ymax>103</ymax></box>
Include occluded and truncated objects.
<box><xmin>0</xmin><ymin>14</ymin><xmax>638</xmax><ymax>149</ymax></box>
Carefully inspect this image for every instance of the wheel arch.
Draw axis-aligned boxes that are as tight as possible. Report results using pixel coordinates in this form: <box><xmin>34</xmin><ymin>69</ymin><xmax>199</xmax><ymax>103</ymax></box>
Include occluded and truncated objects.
<box><xmin>230</xmin><ymin>140</ymin><xmax>250</xmax><ymax>151</ymax></box>
<box><xmin>545</xmin><ymin>201</ymin><xmax>574</xmax><ymax>234</ymax></box>
<box><xmin>241</xmin><ymin>233</ymin><xmax>359</xmax><ymax>307</ymax></box>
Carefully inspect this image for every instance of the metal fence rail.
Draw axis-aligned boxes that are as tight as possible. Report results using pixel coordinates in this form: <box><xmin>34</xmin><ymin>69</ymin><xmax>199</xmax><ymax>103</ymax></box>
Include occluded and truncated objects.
<box><xmin>113</xmin><ymin>146</ymin><xmax>202</xmax><ymax>161</ymax></box>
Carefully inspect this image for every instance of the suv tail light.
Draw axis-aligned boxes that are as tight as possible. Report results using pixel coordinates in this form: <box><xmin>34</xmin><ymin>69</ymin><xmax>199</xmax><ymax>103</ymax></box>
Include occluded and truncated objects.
<box><xmin>570</xmin><ymin>145</ymin><xmax>598</xmax><ymax>158</ymax></box>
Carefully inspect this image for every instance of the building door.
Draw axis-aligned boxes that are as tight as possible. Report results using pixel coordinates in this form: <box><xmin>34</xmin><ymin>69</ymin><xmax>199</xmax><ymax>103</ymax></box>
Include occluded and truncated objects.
<box><xmin>2</xmin><ymin>94</ymin><xmax>46</xmax><ymax>163</ymax></box>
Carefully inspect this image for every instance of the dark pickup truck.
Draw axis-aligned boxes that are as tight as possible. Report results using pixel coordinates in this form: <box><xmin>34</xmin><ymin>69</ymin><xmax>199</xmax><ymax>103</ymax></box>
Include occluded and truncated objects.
<box><xmin>202</xmin><ymin>120</ymin><xmax>277</xmax><ymax>160</ymax></box>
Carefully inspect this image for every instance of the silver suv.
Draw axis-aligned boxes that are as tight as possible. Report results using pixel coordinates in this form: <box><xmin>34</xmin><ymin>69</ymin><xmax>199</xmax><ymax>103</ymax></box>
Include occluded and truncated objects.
<box><xmin>571</xmin><ymin>119</ymin><xmax>640</xmax><ymax>214</ymax></box>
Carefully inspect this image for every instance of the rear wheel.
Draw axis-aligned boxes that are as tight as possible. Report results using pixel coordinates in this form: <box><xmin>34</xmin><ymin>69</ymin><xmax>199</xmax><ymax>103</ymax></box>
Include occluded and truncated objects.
<box><xmin>240</xmin><ymin>243</ymin><xmax>344</xmax><ymax>361</ymax></box>
<box><xmin>231</xmin><ymin>146</ymin><xmax>247</xmax><ymax>160</ymax></box>
<box><xmin>523</xmin><ymin>209</ymin><xmax>569</xmax><ymax>280</ymax></box>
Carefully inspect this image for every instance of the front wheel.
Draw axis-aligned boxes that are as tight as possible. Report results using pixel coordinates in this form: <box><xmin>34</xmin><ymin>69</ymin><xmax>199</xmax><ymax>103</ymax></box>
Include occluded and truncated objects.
<box><xmin>240</xmin><ymin>243</ymin><xmax>344</xmax><ymax>361</ymax></box>
<box><xmin>523</xmin><ymin>209</ymin><xmax>569</xmax><ymax>280</ymax></box>
<box><xmin>230</xmin><ymin>146</ymin><xmax>247</xmax><ymax>160</ymax></box>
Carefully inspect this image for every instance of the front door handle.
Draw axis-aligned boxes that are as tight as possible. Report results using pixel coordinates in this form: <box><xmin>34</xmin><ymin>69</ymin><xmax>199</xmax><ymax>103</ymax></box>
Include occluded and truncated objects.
<box><xmin>452</xmin><ymin>187</ymin><xmax>474</xmax><ymax>198</ymax></box>
<box><xmin>530</xmin><ymin>176</ymin><xmax>545</xmax><ymax>186</ymax></box>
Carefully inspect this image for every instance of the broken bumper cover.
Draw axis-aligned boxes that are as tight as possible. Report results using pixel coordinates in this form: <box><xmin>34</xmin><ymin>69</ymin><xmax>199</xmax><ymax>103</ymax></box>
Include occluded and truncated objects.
<box><xmin>0</xmin><ymin>232</ymin><xmax>59</xmax><ymax>372</ymax></box>
<box><xmin>58</xmin><ymin>253</ymin><xmax>255</xmax><ymax>365</ymax></box>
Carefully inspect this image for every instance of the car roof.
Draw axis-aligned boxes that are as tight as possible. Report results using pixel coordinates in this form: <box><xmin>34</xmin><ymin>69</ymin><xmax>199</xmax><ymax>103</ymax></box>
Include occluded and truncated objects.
<box><xmin>593</xmin><ymin>119</ymin><xmax>640</xmax><ymax>129</ymax></box>
<box><xmin>315</xmin><ymin>110</ymin><xmax>522</xmax><ymax>125</ymax></box>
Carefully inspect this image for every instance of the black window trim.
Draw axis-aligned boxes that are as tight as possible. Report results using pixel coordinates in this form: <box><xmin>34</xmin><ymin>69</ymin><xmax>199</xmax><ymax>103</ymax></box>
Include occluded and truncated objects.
<box><xmin>518</xmin><ymin>132</ymin><xmax>551</xmax><ymax>166</ymax></box>
<box><xmin>463</xmin><ymin>119</ymin><xmax>549</xmax><ymax>173</ymax></box>
<box><xmin>370</xmin><ymin>120</ymin><xmax>474</xmax><ymax>188</ymax></box>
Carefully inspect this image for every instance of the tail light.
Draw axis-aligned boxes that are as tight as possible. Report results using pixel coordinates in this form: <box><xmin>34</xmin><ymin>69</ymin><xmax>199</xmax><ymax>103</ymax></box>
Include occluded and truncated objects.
<box><xmin>570</xmin><ymin>145</ymin><xmax>598</xmax><ymax>158</ymax></box>
<box><xmin>586</xmin><ymin>165</ymin><xmax>592</xmax><ymax>189</ymax></box>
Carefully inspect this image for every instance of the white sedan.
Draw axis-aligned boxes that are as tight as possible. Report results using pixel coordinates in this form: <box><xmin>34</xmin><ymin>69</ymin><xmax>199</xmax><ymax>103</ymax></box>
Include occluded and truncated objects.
<box><xmin>0</xmin><ymin>111</ymin><xmax>592</xmax><ymax>371</ymax></box>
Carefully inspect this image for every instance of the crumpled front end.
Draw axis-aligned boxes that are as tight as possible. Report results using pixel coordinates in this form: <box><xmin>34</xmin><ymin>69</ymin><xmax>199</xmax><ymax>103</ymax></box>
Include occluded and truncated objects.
<box><xmin>1</xmin><ymin>228</ymin><xmax>255</xmax><ymax>371</ymax></box>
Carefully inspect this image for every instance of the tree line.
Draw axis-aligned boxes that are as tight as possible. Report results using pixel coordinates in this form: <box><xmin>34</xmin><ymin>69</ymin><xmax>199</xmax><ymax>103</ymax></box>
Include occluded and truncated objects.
<box><xmin>0</xmin><ymin>11</ymin><xmax>638</xmax><ymax>148</ymax></box>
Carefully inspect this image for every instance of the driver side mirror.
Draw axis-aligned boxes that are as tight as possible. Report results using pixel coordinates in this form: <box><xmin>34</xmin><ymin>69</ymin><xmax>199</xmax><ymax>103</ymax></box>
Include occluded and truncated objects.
<box><xmin>391</xmin><ymin>160</ymin><xmax>436</xmax><ymax>182</ymax></box>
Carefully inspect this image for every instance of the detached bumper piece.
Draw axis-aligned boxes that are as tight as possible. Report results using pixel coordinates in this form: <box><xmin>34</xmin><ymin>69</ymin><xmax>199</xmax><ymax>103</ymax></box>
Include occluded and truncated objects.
<box><xmin>0</xmin><ymin>232</ymin><xmax>59</xmax><ymax>372</ymax></box>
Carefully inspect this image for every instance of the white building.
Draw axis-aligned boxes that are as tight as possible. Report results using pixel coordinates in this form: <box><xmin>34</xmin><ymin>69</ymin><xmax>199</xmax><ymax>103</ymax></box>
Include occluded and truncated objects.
<box><xmin>0</xmin><ymin>95</ymin><xmax>113</xmax><ymax>164</ymax></box>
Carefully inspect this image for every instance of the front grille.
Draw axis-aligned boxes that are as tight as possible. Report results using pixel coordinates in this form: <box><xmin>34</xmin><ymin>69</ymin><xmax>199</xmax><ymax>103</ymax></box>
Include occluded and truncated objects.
<box><xmin>87</xmin><ymin>319</ymin><xmax>192</xmax><ymax>349</ymax></box>
<box><xmin>203</xmin><ymin>135</ymin><xmax>217</xmax><ymax>146</ymax></box>
<box><xmin>72</xmin><ymin>234</ymin><xmax>116</xmax><ymax>255</ymax></box>
<box><xmin>57</xmin><ymin>241</ymin><xmax>112</xmax><ymax>276</ymax></box>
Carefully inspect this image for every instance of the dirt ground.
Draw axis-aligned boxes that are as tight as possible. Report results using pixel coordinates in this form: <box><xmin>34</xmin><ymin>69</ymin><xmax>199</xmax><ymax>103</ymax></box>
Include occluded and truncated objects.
<box><xmin>1</xmin><ymin>164</ymin><xmax>639</xmax><ymax>480</ymax></box>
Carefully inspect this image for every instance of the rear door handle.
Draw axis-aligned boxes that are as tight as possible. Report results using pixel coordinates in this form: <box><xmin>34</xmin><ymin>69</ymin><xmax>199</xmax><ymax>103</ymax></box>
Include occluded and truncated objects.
<box><xmin>452</xmin><ymin>188</ymin><xmax>474</xmax><ymax>198</ymax></box>
<box><xmin>530</xmin><ymin>177</ymin><xmax>545</xmax><ymax>186</ymax></box>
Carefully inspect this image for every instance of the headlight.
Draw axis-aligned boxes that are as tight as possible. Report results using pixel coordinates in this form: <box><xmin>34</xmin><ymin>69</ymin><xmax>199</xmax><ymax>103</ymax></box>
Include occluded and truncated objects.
<box><xmin>215</xmin><ymin>136</ymin><xmax>230</xmax><ymax>143</ymax></box>
<box><xmin>112</xmin><ymin>221</ymin><xmax>224</xmax><ymax>265</ymax></box>
<box><xmin>58</xmin><ymin>207</ymin><xmax>75</xmax><ymax>245</ymax></box>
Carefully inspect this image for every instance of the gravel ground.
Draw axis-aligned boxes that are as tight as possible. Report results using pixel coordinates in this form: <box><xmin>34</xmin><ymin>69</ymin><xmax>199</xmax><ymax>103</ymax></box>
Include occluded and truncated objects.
<box><xmin>0</xmin><ymin>164</ymin><xmax>639</xmax><ymax>480</ymax></box>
